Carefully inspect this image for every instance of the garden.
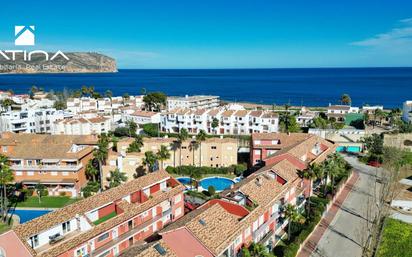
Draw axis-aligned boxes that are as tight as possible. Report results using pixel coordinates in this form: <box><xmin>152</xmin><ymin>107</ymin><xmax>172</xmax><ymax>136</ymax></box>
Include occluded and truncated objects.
<box><xmin>376</xmin><ymin>218</ymin><xmax>412</xmax><ymax>257</ymax></box>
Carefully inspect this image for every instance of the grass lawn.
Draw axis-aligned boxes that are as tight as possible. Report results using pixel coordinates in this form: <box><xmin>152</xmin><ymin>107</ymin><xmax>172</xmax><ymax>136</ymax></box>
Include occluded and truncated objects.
<box><xmin>93</xmin><ymin>211</ymin><xmax>117</xmax><ymax>225</ymax></box>
<box><xmin>0</xmin><ymin>220</ymin><xmax>12</xmax><ymax>234</ymax></box>
<box><xmin>377</xmin><ymin>218</ymin><xmax>412</xmax><ymax>257</ymax></box>
<box><xmin>16</xmin><ymin>196</ymin><xmax>81</xmax><ymax>208</ymax></box>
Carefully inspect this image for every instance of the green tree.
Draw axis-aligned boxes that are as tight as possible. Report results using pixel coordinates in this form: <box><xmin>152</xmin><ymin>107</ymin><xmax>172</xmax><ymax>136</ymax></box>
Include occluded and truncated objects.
<box><xmin>177</xmin><ymin>128</ymin><xmax>189</xmax><ymax>166</ymax></box>
<box><xmin>341</xmin><ymin>94</ymin><xmax>352</xmax><ymax>105</ymax></box>
<box><xmin>207</xmin><ymin>185</ymin><xmax>216</xmax><ymax>196</ymax></box>
<box><xmin>298</xmin><ymin>164</ymin><xmax>318</xmax><ymax>217</ymax></box>
<box><xmin>0</xmin><ymin>99</ymin><xmax>15</xmax><ymax>111</ymax></box>
<box><xmin>81</xmin><ymin>181</ymin><xmax>99</xmax><ymax>198</ymax></box>
<box><xmin>143</xmin><ymin>151</ymin><xmax>158</xmax><ymax>172</ymax></box>
<box><xmin>105</xmin><ymin>90</ymin><xmax>113</xmax><ymax>98</ymax></box>
<box><xmin>373</xmin><ymin>109</ymin><xmax>385</xmax><ymax>128</ymax></box>
<box><xmin>156</xmin><ymin>145</ymin><xmax>171</xmax><ymax>170</ymax></box>
<box><xmin>107</xmin><ymin>168</ymin><xmax>127</xmax><ymax>188</ymax></box>
<box><xmin>94</xmin><ymin>133</ymin><xmax>109</xmax><ymax>190</ymax></box>
<box><xmin>53</xmin><ymin>100</ymin><xmax>67</xmax><ymax>110</ymax></box>
<box><xmin>284</xmin><ymin>204</ymin><xmax>305</xmax><ymax>240</ymax></box>
<box><xmin>143</xmin><ymin>92</ymin><xmax>167</xmax><ymax>112</ymax></box>
<box><xmin>81</xmin><ymin>85</ymin><xmax>89</xmax><ymax>97</ymax></box>
<box><xmin>196</xmin><ymin>130</ymin><xmax>207</xmax><ymax>166</ymax></box>
<box><xmin>35</xmin><ymin>183</ymin><xmax>46</xmax><ymax>204</ymax></box>
<box><xmin>312</xmin><ymin>116</ymin><xmax>328</xmax><ymax>129</ymax></box>
<box><xmin>127</xmin><ymin>136</ymin><xmax>143</xmax><ymax>153</ymax></box>
<box><xmin>126</xmin><ymin>120</ymin><xmax>138</xmax><ymax>138</ymax></box>
<box><xmin>279</xmin><ymin>105</ymin><xmax>301</xmax><ymax>133</ymax></box>
<box><xmin>211</xmin><ymin>118</ymin><xmax>219</xmax><ymax>134</ymax></box>
<box><xmin>0</xmin><ymin>155</ymin><xmax>13</xmax><ymax>220</ymax></box>
<box><xmin>361</xmin><ymin>133</ymin><xmax>384</xmax><ymax>160</ymax></box>
<box><xmin>85</xmin><ymin>160</ymin><xmax>99</xmax><ymax>182</ymax></box>
<box><xmin>189</xmin><ymin>140</ymin><xmax>199</xmax><ymax>166</ymax></box>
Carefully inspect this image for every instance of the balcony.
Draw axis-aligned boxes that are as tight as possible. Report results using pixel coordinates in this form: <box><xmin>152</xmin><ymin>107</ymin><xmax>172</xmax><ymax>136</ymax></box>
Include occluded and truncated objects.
<box><xmin>11</xmin><ymin>164</ymin><xmax>83</xmax><ymax>171</ymax></box>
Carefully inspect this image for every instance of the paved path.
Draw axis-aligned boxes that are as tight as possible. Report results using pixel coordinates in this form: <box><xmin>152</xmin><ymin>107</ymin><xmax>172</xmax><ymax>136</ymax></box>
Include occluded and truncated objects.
<box><xmin>298</xmin><ymin>155</ymin><xmax>381</xmax><ymax>257</ymax></box>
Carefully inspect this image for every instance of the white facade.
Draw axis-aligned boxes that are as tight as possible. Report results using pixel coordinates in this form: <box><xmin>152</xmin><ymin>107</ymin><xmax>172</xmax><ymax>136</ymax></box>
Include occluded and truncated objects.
<box><xmin>167</xmin><ymin>95</ymin><xmax>220</xmax><ymax>110</ymax></box>
<box><xmin>0</xmin><ymin>108</ymin><xmax>72</xmax><ymax>134</ymax></box>
<box><xmin>403</xmin><ymin>101</ymin><xmax>412</xmax><ymax>123</ymax></box>
<box><xmin>53</xmin><ymin>116</ymin><xmax>111</xmax><ymax>135</ymax></box>
<box><xmin>161</xmin><ymin>108</ymin><xmax>279</xmax><ymax>135</ymax></box>
<box><xmin>124</xmin><ymin>111</ymin><xmax>161</xmax><ymax>125</ymax></box>
<box><xmin>327</xmin><ymin>105</ymin><xmax>359</xmax><ymax>115</ymax></box>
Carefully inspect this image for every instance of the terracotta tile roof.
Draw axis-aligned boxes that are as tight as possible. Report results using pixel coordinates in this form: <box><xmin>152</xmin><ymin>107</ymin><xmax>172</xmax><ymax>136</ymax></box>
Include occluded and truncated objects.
<box><xmin>120</xmin><ymin>240</ymin><xmax>177</xmax><ymax>257</ymax></box>
<box><xmin>252</xmin><ymin>133</ymin><xmax>312</xmax><ymax>147</ymax></box>
<box><xmin>238</xmin><ymin>172</ymin><xmax>284</xmax><ymax>206</ymax></box>
<box><xmin>234</xmin><ymin>110</ymin><xmax>249</xmax><ymax>117</ymax></box>
<box><xmin>194</xmin><ymin>109</ymin><xmax>208</xmax><ymax>115</ymax></box>
<box><xmin>207</xmin><ymin>109</ymin><xmax>220</xmax><ymax>116</ymax></box>
<box><xmin>0</xmin><ymin>133</ymin><xmax>97</xmax><ymax>159</ymax></box>
<box><xmin>14</xmin><ymin>171</ymin><xmax>177</xmax><ymax>243</ymax></box>
<box><xmin>130</xmin><ymin>111</ymin><xmax>159</xmax><ymax>117</ymax></box>
<box><xmin>269</xmin><ymin>159</ymin><xmax>299</xmax><ymax>182</ymax></box>
<box><xmin>221</xmin><ymin>110</ymin><xmax>235</xmax><ymax>118</ymax></box>
<box><xmin>185</xmin><ymin>204</ymin><xmax>240</xmax><ymax>255</ymax></box>
<box><xmin>262</xmin><ymin>112</ymin><xmax>279</xmax><ymax>118</ymax></box>
<box><xmin>249</xmin><ymin>110</ymin><xmax>263</xmax><ymax>117</ymax></box>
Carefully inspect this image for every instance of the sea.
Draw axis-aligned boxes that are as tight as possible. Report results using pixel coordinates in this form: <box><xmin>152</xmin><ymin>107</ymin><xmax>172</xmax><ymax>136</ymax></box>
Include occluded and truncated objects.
<box><xmin>0</xmin><ymin>68</ymin><xmax>411</xmax><ymax>108</ymax></box>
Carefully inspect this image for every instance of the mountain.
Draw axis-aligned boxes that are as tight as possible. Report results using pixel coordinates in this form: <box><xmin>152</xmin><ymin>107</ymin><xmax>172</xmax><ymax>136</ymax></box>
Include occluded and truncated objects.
<box><xmin>0</xmin><ymin>52</ymin><xmax>117</xmax><ymax>74</ymax></box>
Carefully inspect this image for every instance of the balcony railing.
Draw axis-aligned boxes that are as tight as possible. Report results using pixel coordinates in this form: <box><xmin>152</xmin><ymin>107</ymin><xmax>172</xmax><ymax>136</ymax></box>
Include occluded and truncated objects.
<box><xmin>11</xmin><ymin>164</ymin><xmax>83</xmax><ymax>171</ymax></box>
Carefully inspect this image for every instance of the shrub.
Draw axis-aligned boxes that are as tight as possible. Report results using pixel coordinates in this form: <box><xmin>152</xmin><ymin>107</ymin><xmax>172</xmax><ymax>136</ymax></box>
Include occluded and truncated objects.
<box><xmin>59</xmin><ymin>192</ymin><xmax>66</xmax><ymax>197</ymax></box>
<box><xmin>208</xmin><ymin>186</ymin><xmax>216</xmax><ymax>196</ymax></box>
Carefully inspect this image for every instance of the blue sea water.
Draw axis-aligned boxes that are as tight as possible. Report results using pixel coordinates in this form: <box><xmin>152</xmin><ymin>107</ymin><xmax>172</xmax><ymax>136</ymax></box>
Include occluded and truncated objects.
<box><xmin>0</xmin><ymin>68</ymin><xmax>411</xmax><ymax>108</ymax></box>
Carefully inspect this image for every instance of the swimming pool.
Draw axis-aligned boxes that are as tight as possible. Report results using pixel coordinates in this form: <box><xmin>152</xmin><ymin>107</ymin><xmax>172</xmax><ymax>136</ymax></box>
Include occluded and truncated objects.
<box><xmin>177</xmin><ymin>177</ymin><xmax>193</xmax><ymax>185</ymax></box>
<box><xmin>199</xmin><ymin>177</ymin><xmax>235</xmax><ymax>191</ymax></box>
<box><xmin>10</xmin><ymin>209</ymin><xmax>52</xmax><ymax>223</ymax></box>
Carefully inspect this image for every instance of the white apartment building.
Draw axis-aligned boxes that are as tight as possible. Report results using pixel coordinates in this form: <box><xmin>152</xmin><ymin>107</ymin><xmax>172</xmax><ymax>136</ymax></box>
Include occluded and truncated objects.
<box><xmin>123</xmin><ymin>110</ymin><xmax>161</xmax><ymax>125</ymax></box>
<box><xmin>403</xmin><ymin>101</ymin><xmax>412</xmax><ymax>123</ymax></box>
<box><xmin>53</xmin><ymin>116</ymin><xmax>111</xmax><ymax>135</ymax></box>
<box><xmin>166</xmin><ymin>95</ymin><xmax>220</xmax><ymax>110</ymax></box>
<box><xmin>161</xmin><ymin>107</ymin><xmax>279</xmax><ymax>135</ymax></box>
<box><xmin>0</xmin><ymin>108</ymin><xmax>72</xmax><ymax>134</ymax></box>
<box><xmin>326</xmin><ymin>104</ymin><xmax>359</xmax><ymax>121</ymax></box>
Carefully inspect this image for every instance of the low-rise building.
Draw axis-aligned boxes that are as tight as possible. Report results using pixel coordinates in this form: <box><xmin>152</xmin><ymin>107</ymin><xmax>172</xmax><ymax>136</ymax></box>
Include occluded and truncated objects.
<box><xmin>0</xmin><ymin>132</ymin><xmax>98</xmax><ymax>197</ymax></box>
<box><xmin>402</xmin><ymin>101</ymin><xmax>412</xmax><ymax>123</ymax></box>
<box><xmin>308</xmin><ymin>128</ymin><xmax>364</xmax><ymax>153</ymax></box>
<box><xmin>0</xmin><ymin>108</ymin><xmax>72</xmax><ymax>134</ymax></box>
<box><xmin>124</xmin><ymin>111</ymin><xmax>161</xmax><ymax>125</ymax></box>
<box><xmin>0</xmin><ymin>170</ymin><xmax>185</xmax><ymax>257</ymax></box>
<box><xmin>167</xmin><ymin>95</ymin><xmax>220</xmax><ymax>111</ymax></box>
<box><xmin>53</xmin><ymin>116</ymin><xmax>111</xmax><ymax>135</ymax></box>
<box><xmin>326</xmin><ymin>104</ymin><xmax>359</xmax><ymax>122</ymax></box>
<box><xmin>296</xmin><ymin>107</ymin><xmax>317</xmax><ymax>127</ymax></box>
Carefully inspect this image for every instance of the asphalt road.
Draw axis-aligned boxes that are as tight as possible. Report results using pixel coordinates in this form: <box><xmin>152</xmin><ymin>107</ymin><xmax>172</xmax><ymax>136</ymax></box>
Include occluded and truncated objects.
<box><xmin>311</xmin><ymin>155</ymin><xmax>381</xmax><ymax>257</ymax></box>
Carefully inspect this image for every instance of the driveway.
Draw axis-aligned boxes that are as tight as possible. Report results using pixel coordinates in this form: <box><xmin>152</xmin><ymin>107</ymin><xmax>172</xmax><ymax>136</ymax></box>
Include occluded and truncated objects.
<box><xmin>310</xmin><ymin>155</ymin><xmax>382</xmax><ymax>257</ymax></box>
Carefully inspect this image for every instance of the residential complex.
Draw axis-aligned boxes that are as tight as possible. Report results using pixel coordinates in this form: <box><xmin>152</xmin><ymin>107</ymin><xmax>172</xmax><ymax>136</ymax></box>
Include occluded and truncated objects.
<box><xmin>402</xmin><ymin>100</ymin><xmax>412</xmax><ymax>123</ymax></box>
<box><xmin>0</xmin><ymin>133</ymin><xmax>98</xmax><ymax>197</ymax></box>
<box><xmin>103</xmin><ymin>136</ymin><xmax>238</xmax><ymax>186</ymax></box>
<box><xmin>67</xmin><ymin>96</ymin><xmax>144</xmax><ymax>116</ymax></box>
<box><xmin>0</xmin><ymin>108</ymin><xmax>72</xmax><ymax>134</ymax></box>
<box><xmin>121</xmin><ymin>133</ymin><xmax>336</xmax><ymax>257</ymax></box>
<box><xmin>166</xmin><ymin>95</ymin><xmax>220</xmax><ymax>110</ymax></box>
<box><xmin>161</xmin><ymin>108</ymin><xmax>279</xmax><ymax>135</ymax></box>
<box><xmin>0</xmin><ymin>170</ymin><xmax>185</xmax><ymax>257</ymax></box>
<box><xmin>53</xmin><ymin>116</ymin><xmax>112</xmax><ymax>135</ymax></box>
<box><xmin>123</xmin><ymin>111</ymin><xmax>161</xmax><ymax>125</ymax></box>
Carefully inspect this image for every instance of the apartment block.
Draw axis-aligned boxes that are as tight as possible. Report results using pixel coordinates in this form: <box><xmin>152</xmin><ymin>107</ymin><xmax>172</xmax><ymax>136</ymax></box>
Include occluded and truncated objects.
<box><xmin>166</xmin><ymin>95</ymin><xmax>220</xmax><ymax>111</ymax></box>
<box><xmin>402</xmin><ymin>100</ymin><xmax>412</xmax><ymax>123</ymax></box>
<box><xmin>0</xmin><ymin>108</ymin><xmax>73</xmax><ymax>134</ymax></box>
<box><xmin>123</xmin><ymin>111</ymin><xmax>161</xmax><ymax>125</ymax></box>
<box><xmin>161</xmin><ymin>108</ymin><xmax>279</xmax><ymax>135</ymax></box>
<box><xmin>104</xmin><ymin>137</ymin><xmax>237</xmax><ymax>185</ymax></box>
<box><xmin>0</xmin><ymin>132</ymin><xmax>98</xmax><ymax>197</ymax></box>
<box><xmin>0</xmin><ymin>171</ymin><xmax>185</xmax><ymax>257</ymax></box>
<box><xmin>53</xmin><ymin>116</ymin><xmax>112</xmax><ymax>135</ymax></box>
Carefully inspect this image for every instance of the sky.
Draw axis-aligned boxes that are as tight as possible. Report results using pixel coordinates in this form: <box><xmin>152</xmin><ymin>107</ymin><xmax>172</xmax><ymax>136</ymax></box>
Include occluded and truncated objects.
<box><xmin>1</xmin><ymin>0</ymin><xmax>412</xmax><ymax>68</ymax></box>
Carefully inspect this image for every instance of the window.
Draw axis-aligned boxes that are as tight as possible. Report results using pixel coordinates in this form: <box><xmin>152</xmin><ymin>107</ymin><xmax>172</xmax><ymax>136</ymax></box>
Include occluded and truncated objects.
<box><xmin>97</xmin><ymin>232</ymin><xmax>109</xmax><ymax>242</ymax></box>
<box><xmin>75</xmin><ymin>246</ymin><xmax>87</xmax><ymax>257</ymax></box>
<box><xmin>62</xmin><ymin>221</ymin><xmax>71</xmax><ymax>233</ymax></box>
<box><xmin>16</xmin><ymin>171</ymin><xmax>22</xmax><ymax>176</ymax></box>
<box><xmin>1</xmin><ymin>146</ymin><xmax>7</xmax><ymax>153</ymax></box>
<box><xmin>174</xmin><ymin>194</ymin><xmax>182</xmax><ymax>204</ymax></box>
<box><xmin>27</xmin><ymin>171</ymin><xmax>34</xmax><ymax>176</ymax></box>
<box><xmin>175</xmin><ymin>207</ymin><xmax>182</xmax><ymax>217</ymax></box>
<box><xmin>211</xmin><ymin>146</ymin><xmax>217</xmax><ymax>150</ymax></box>
<box><xmin>30</xmin><ymin>235</ymin><xmax>39</xmax><ymax>248</ymax></box>
<box><xmin>234</xmin><ymin>235</ymin><xmax>242</xmax><ymax>247</ymax></box>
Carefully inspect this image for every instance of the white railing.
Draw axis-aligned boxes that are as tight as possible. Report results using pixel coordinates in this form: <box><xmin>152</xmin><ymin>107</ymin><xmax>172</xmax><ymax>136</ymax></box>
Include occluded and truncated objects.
<box><xmin>11</xmin><ymin>164</ymin><xmax>83</xmax><ymax>171</ymax></box>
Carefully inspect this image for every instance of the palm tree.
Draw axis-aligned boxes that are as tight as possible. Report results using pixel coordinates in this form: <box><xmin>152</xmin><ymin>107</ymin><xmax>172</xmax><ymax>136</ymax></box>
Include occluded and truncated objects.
<box><xmin>0</xmin><ymin>155</ymin><xmax>13</xmax><ymax>220</ymax></box>
<box><xmin>156</xmin><ymin>145</ymin><xmax>170</xmax><ymax>170</ymax></box>
<box><xmin>189</xmin><ymin>140</ymin><xmax>199</xmax><ymax>166</ymax></box>
<box><xmin>143</xmin><ymin>151</ymin><xmax>158</xmax><ymax>172</ymax></box>
<box><xmin>284</xmin><ymin>204</ymin><xmax>305</xmax><ymax>240</ymax></box>
<box><xmin>107</xmin><ymin>168</ymin><xmax>127</xmax><ymax>188</ymax></box>
<box><xmin>196</xmin><ymin>130</ymin><xmax>207</xmax><ymax>166</ymax></box>
<box><xmin>85</xmin><ymin>160</ymin><xmax>99</xmax><ymax>182</ymax></box>
<box><xmin>177</xmin><ymin>128</ymin><xmax>189</xmax><ymax>166</ymax></box>
<box><xmin>313</xmin><ymin>162</ymin><xmax>327</xmax><ymax>196</ymax></box>
<box><xmin>127</xmin><ymin>136</ymin><xmax>143</xmax><ymax>153</ymax></box>
<box><xmin>329</xmin><ymin>153</ymin><xmax>346</xmax><ymax>195</ymax></box>
<box><xmin>94</xmin><ymin>134</ymin><xmax>109</xmax><ymax>191</ymax></box>
<box><xmin>341</xmin><ymin>94</ymin><xmax>352</xmax><ymax>105</ymax></box>
<box><xmin>298</xmin><ymin>164</ymin><xmax>317</xmax><ymax>217</ymax></box>
<box><xmin>170</xmin><ymin>141</ymin><xmax>180</xmax><ymax>167</ymax></box>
